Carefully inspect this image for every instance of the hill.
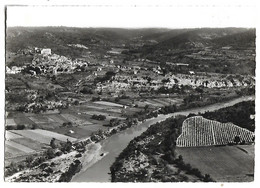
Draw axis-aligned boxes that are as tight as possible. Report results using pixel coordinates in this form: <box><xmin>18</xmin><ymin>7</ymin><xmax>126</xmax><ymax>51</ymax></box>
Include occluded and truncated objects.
<box><xmin>6</xmin><ymin>27</ymin><xmax>256</xmax><ymax>75</ymax></box>
<box><xmin>142</xmin><ymin>28</ymin><xmax>255</xmax><ymax>52</ymax></box>
<box><xmin>6</xmin><ymin>27</ymin><xmax>255</xmax><ymax>53</ymax></box>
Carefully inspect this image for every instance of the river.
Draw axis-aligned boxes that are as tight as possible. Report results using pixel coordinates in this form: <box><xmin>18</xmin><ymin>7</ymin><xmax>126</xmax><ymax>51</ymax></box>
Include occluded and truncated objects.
<box><xmin>72</xmin><ymin>95</ymin><xmax>254</xmax><ymax>182</ymax></box>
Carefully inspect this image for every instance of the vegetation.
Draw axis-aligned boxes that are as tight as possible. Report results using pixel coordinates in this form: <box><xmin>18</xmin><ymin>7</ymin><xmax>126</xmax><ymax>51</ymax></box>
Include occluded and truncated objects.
<box><xmin>110</xmin><ymin>115</ymin><xmax>215</xmax><ymax>182</ymax></box>
<box><xmin>5</xmin><ymin>26</ymin><xmax>255</xmax><ymax>182</ymax></box>
<box><xmin>111</xmin><ymin>100</ymin><xmax>255</xmax><ymax>182</ymax></box>
<box><xmin>58</xmin><ymin>160</ymin><xmax>82</xmax><ymax>182</ymax></box>
<box><xmin>91</xmin><ymin>114</ymin><xmax>106</xmax><ymax>121</ymax></box>
<box><xmin>94</xmin><ymin>71</ymin><xmax>116</xmax><ymax>84</ymax></box>
<box><xmin>202</xmin><ymin>101</ymin><xmax>255</xmax><ymax>132</ymax></box>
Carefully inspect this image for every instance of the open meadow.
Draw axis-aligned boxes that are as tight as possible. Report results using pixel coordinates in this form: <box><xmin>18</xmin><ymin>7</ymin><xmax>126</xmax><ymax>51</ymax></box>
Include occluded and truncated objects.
<box><xmin>176</xmin><ymin>145</ymin><xmax>254</xmax><ymax>182</ymax></box>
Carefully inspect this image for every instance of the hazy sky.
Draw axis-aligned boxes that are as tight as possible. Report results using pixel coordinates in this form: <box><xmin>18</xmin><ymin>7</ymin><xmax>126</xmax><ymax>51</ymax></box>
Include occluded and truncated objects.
<box><xmin>6</xmin><ymin>3</ymin><xmax>257</xmax><ymax>28</ymax></box>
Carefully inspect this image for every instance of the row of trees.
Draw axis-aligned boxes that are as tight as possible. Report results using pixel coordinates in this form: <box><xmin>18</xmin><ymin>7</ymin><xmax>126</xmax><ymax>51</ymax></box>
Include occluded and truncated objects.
<box><xmin>91</xmin><ymin>114</ymin><xmax>106</xmax><ymax>121</ymax></box>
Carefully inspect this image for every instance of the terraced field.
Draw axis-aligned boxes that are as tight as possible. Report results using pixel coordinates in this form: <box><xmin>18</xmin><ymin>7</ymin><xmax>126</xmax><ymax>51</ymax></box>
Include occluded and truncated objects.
<box><xmin>176</xmin><ymin>116</ymin><xmax>254</xmax><ymax>147</ymax></box>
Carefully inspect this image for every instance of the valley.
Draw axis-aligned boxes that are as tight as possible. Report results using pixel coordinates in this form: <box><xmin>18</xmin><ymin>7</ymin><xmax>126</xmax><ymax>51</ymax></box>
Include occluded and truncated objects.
<box><xmin>4</xmin><ymin>27</ymin><xmax>255</xmax><ymax>182</ymax></box>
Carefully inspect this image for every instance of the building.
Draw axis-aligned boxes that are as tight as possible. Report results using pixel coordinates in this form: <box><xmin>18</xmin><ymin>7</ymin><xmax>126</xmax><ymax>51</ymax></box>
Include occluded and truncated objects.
<box><xmin>41</xmin><ymin>48</ymin><xmax>52</xmax><ymax>55</ymax></box>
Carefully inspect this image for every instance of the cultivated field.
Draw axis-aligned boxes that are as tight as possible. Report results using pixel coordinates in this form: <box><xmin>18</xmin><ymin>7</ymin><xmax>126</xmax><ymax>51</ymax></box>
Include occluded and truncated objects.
<box><xmin>176</xmin><ymin>145</ymin><xmax>255</xmax><ymax>182</ymax></box>
<box><xmin>10</xmin><ymin>129</ymin><xmax>77</xmax><ymax>144</ymax></box>
<box><xmin>60</xmin><ymin>114</ymin><xmax>86</xmax><ymax>125</ymax></box>
<box><xmin>5</xmin><ymin>99</ymin><xmax>142</xmax><ymax>164</ymax></box>
<box><xmin>94</xmin><ymin>101</ymin><xmax>124</xmax><ymax>107</ymax></box>
<box><xmin>176</xmin><ymin>116</ymin><xmax>254</xmax><ymax>147</ymax></box>
<box><xmin>5</xmin><ymin>131</ymin><xmax>46</xmax><ymax>161</ymax></box>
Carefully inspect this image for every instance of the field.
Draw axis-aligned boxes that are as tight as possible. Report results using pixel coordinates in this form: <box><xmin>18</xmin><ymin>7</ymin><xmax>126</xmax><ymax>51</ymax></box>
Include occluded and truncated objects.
<box><xmin>5</xmin><ymin>99</ymin><xmax>138</xmax><ymax>154</ymax></box>
<box><xmin>7</xmin><ymin>99</ymin><xmax>136</xmax><ymax>134</ymax></box>
<box><xmin>5</xmin><ymin>99</ymin><xmax>142</xmax><ymax>165</ymax></box>
<box><xmin>93</xmin><ymin>101</ymin><xmax>124</xmax><ymax>107</ymax></box>
<box><xmin>5</xmin><ymin>128</ymin><xmax>78</xmax><ymax>164</ymax></box>
<box><xmin>176</xmin><ymin>116</ymin><xmax>254</xmax><ymax>147</ymax></box>
<box><xmin>10</xmin><ymin>129</ymin><xmax>77</xmax><ymax>144</ymax></box>
<box><xmin>5</xmin><ymin>131</ymin><xmax>47</xmax><ymax>162</ymax></box>
<box><xmin>119</xmin><ymin>97</ymin><xmax>183</xmax><ymax>109</ymax></box>
<box><xmin>176</xmin><ymin>145</ymin><xmax>255</xmax><ymax>182</ymax></box>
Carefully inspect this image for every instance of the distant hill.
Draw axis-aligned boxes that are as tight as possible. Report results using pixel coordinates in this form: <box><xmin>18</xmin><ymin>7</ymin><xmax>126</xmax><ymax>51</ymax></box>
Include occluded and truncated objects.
<box><xmin>212</xmin><ymin>29</ymin><xmax>256</xmax><ymax>48</ymax></box>
<box><xmin>142</xmin><ymin>28</ymin><xmax>255</xmax><ymax>52</ymax></box>
<box><xmin>6</xmin><ymin>27</ymin><xmax>255</xmax><ymax>59</ymax></box>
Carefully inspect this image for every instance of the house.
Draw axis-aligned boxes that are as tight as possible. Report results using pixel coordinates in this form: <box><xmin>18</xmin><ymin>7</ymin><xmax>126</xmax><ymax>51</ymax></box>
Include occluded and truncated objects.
<box><xmin>34</xmin><ymin>47</ymin><xmax>41</xmax><ymax>53</ymax></box>
<box><xmin>189</xmin><ymin>71</ymin><xmax>195</xmax><ymax>75</ymax></box>
<box><xmin>222</xmin><ymin>46</ymin><xmax>232</xmax><ymax>50</ymax></box>
<box><xmin>41</xmin><ymin>48</ymin><xmax>52</xmax><ymax>55</ymax></box>
<box><xmin>176</xmin><ymin>63</ymin><xmax>189</xmax><ymax>66</ymax></box>
<box><xmin>6</xmin><ymin>66</ymin><xmax>22</xmax><ymax>74</ymax></box>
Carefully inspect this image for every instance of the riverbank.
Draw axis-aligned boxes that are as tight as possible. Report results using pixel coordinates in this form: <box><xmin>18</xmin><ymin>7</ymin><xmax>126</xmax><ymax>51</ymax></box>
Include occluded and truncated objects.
<box><xmin>5</xmin><ymin>142</ymin><xmax>104</xmax><ymax>182</ymax></box>
<box><xmin>72</xmin><ymin>95</ymin><xmax>255</xmax><ymax>182</ymax></box>
<box><xmin>5</xmin><ymin>95</ymin><xmax>255</xmax><ymax>182</ymax></box>
<box><xmin>110</xmin><ymin>101</ymin><xmax>255</xmax><ymax>182</ymax></box>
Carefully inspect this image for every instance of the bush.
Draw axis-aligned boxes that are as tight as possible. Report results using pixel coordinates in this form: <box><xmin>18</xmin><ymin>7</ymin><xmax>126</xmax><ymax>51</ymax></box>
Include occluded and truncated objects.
<box><xmin>32</xmin><ymin>156</ymin><xmax>46</xmax><ymax>166</ymax></box>
<box><xmin>17</xmin><ymin>124</ymin><xmax>25</xmax><ymax>130</ymax></box>
<box><xmin>45</xmin><ymin>148</ymin><xmax>56</xmax><ymax>159</ymax></box>
<box><xmin>31</xmin><ymin>124</ymin><xmax>38</xmax><ymax>129</ymax></box>
<box><xmin>5</xmin><ymin>125</ymin><xmax>14</xmax><ymax>130</ymax></box>
<box><xmin>91</xmin><ymin>96</ymin><xmax>101</xmax><ymax>102</ymax></box>
<box><xmin>75</xmin><ymin>153</ymin><xmax>82</xmax><ymax>158</ymax></box>
<box><xmin>203</xmin><ymin>174</ymin><xmax>214</xmax><ymax>182</ymax></box>
<box><xmin>91</xmin><ymin>114</ymin><xmax>106</xmax><ymax>121</ymax></box>
<box><xmin>25</xmin><ymin>156</ymin><xmax>33</xmax><ymax>167</ymax></box>
<box><xmin>5</xmin><ymin>162</ymin><xmax>19</xmax><ymax>177</ymax></box>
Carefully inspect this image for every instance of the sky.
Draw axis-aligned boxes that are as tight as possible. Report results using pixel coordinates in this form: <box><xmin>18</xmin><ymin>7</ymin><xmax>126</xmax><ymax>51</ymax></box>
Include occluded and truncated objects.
<box><xmin>6</xmin><ymin>3</ymin><xmax>257</xmax><ymax>28</ymax></box>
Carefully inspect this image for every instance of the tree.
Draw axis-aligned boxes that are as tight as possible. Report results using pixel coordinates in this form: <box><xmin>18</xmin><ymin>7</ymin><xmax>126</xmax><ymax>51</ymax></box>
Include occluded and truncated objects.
<box><xmin>162</xmin><ymin>78</ymin><xmax>170</xmax><ymax>83</ymax></box>
<box><xmin>80</xmin><ymin>87</ymin><xmax>93</xmax><ymax>94</ymax></box>
<box><xmin>50</xmin><ymin>138</ymin><xmax>57</xmax><ymax>149</ymax></box>
<box><xmin>203</xmin><ymin>174</ymin><xmax>214</xmax><ymax>182</ymax></box>
<box><xmin>25</xmin><ymin>156</ymin><xmax>33</xmax><ymax>167</ymax></box>
<box><xmin>234</xmin><ymin>136</ymin><xmax>241</xmax><ymax>144</ymax></box>
<box><xmin>74</xmin><ymin>100</ymin><xmax>79</xmax><ymax>105</ymax></box>
<box><xmin>45</xmin><ymin>148</ymin><xmax>56</xmax><ymax>159</ymax></box>
<box><xmin>144</xmin><ymin>104</ymin><xmax>150</xmax><ymax>112</ymax></box>
<box><xmin>17</xmin><ymin>124</ymin><xmax>25</xmax><ymax>130</ymax></box>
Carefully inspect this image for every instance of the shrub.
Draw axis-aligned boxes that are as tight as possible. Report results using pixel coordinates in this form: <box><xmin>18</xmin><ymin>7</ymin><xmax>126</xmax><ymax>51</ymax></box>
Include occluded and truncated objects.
<box><xmin>17</xmin><ymin>124</ymin><xmax>25</xmax><ymax>130</ymax></box>
<box><xmin>45</xmin><ymin>148</ymin><xmax>56</xmax><ymax>159</ymax></box>
<box><xmin>5</xmin><ymin>125</ymin><xmax>14</xmax><ymax>130</ymax></box>
<box><xmin>5</xmin><ymin>162</ymin><xmax>19</xmax><ymax>177</ymax></box>
<box><xmin>91</xmin><ymin>114</ymin><xmax>106</xmax><ymax>121</ymax></box>
<box><xmin>25</xmin><ymin>156</ymin><xmax>33</xmax><ymax>167</ymax></box>
<box><xmin>31</xmin><ymin>124</ymin><xmax>38</xmax><ymax>129</ymax></box>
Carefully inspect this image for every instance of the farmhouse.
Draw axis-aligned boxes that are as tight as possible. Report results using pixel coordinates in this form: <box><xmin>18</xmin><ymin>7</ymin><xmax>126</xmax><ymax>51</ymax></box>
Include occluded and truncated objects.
<box><xmin>222</xmin><ymin>46</ymin><xmax>232</xmax><ymax>50</ymax></box>
<box><xmin>189</xmin><ymin>71</ymin><xmax>195</xmax><ymax>75</ymax></box>
<box><xmin>41</xmin><ymin>48</ymin><xmax>52</xmax><ymax>55</ymax></box>
<box><xmin>6</xmin><ymin>66</ymin><xmax>22</xmax><ymax>74</ymax></box>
